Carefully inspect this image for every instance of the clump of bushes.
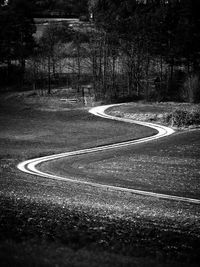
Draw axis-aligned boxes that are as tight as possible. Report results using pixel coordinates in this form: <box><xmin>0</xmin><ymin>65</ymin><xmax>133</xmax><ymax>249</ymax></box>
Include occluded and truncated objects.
<box><xmin>165</xmin><ymin>106</ymin><xmax>200</xmax><ymax>127</ymax></box>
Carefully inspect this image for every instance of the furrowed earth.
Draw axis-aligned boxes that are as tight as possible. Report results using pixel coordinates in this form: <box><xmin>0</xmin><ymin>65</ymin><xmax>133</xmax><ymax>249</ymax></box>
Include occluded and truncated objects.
<box><xmin>0</xmin><ymin>92</ymin><xmax>200</xmax><ymax>266</ymax></box>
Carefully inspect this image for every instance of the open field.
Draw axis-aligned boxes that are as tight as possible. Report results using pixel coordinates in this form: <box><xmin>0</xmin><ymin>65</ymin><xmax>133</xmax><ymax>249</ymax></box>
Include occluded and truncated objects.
<box><xmin>0</xmin><ymin>93</ymin><xmax>200</xmax><ymax>266</ymax></box>
<box><xmin>40</xmin><ymin>130</ymin><xmax>200</xmax><ymax>200</ymax></box>
<box><xmin>0</xmin><ymin>94</ymin><xmax>155</xmax><ymax>159</ymax></box>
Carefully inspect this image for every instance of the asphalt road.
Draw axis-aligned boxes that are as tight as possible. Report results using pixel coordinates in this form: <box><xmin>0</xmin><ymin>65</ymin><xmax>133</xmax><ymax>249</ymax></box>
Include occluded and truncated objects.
<box><xmin>19</xmin><ymin>104</ymin><xmax>200</xmax><ymax>204</ymax></box>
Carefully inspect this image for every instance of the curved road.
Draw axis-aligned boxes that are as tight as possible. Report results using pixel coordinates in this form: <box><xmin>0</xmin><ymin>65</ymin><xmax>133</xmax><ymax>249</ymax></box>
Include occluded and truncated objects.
<box><xmin>17</xmin><ymin>104</ymin><xmax>200</xmax><ymax>204</ymax></box>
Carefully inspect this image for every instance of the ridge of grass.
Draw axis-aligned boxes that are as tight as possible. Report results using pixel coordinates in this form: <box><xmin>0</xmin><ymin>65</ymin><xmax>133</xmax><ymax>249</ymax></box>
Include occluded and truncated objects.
<box><xmin>107</xmin><ymin>102</ymin><xmax>200</xmax><ymax>129</ymax></box>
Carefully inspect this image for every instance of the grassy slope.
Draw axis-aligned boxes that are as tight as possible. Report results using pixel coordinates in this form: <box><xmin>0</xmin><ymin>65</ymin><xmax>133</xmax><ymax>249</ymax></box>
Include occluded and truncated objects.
<box><xmin>40</xmin><ymin>102</ymin><xmax>200</xmax><ymax>199</ymax></box>
<box><xmin>0</xmin><ymin>95</ymin><xmax>155</xmax><ymax>160</ymax></box>
<box><xmin>46</xmin><ymin>130</ymin><xmax>200</xmax><ymax>199</ymax></box>
<box><xmin>0</xmin><ymin>95</ymin><xmax>200</xmax><ymax>266</ymax></box>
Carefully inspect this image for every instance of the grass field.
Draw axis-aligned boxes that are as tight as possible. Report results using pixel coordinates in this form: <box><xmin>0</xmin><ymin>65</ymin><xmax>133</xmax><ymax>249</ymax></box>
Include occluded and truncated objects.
<box><xmin>41</xmin><ymin>130</ymin><xmax>200</xmax><ymax>199</ymax></box>
<box><xmin>0</xmin><ymin>93</ymin><xmax>200</xmax><ymax>266</ymax></box>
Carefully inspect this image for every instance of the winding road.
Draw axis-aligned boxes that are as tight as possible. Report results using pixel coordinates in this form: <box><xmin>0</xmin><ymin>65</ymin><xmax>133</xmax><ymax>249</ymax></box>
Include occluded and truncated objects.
<box><xmin>17</xmin><ymin>104</ymin><xmax>200</xmax><ymax>204</ymax></box>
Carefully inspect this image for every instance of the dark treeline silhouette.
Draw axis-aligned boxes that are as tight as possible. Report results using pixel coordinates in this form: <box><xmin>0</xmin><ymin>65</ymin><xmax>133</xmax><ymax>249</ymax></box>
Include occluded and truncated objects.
<box><xmin>90</xmin><ymin>0</ymin><xmax>200</xmax><ymax>102</ymax></box>
<box><xmin>1</xmin><ymin>0</ymin><xmax>200</xmax><ymax>102</ymax></box>
<box><xmin>0</xmin><ymin>0</ymin><xmax>36</xmax><ymax>88</ymax></box>
<box><xmin>34</xmin><ymin>0</ymin><xmax>89</xmax><ymax>18</ymax></box>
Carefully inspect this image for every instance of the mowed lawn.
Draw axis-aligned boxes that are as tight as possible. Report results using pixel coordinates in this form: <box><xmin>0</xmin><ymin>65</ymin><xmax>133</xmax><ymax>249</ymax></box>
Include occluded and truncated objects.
<box><xmin>44</xmin><ymin>130</ymin><xmax>200</xmax><ymax>199</ymax></box>
<box><xmin>38</xmin><ymin>101</ymin><xmax>200</xmax><ymax>199</ymax></box>
<box><xmin>0</xmin><ymin>95</ymin><xmax>156</xmax><ymax>161</ymax></box>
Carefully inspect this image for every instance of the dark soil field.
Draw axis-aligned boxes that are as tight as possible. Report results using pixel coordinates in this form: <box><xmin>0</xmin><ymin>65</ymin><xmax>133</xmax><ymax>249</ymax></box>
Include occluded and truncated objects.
<box><xmin>0</xmin><ymin>93</ymin><xmax>200</xmax><ymax>266</ymax></box>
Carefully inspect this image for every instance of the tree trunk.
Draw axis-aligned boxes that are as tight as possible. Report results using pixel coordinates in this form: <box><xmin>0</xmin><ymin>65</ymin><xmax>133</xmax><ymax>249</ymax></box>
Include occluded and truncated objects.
<box><xmin>20</xmin><ymin>58</ymin><xmax>26</xmax><ymax>87</ymax></box>
<box><xmin>48</xmin><ymin>56</ymin><xmax>51</xmax><ymax>94</ymax></box>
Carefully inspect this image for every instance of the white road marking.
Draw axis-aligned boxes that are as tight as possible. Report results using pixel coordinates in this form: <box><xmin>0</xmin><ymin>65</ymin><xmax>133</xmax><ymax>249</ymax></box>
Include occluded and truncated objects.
<box><xmin>17</xmin><ymin>104</ymin><xmax>200</xmax><ymax>204</ymax></box>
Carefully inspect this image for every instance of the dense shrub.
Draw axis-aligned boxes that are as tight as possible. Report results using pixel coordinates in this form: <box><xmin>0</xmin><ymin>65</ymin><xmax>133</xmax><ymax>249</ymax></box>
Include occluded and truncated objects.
<box><xmin>167</xmin><ymin>107</ymin><xmax>200</xmax><ymax>127</ymax></box>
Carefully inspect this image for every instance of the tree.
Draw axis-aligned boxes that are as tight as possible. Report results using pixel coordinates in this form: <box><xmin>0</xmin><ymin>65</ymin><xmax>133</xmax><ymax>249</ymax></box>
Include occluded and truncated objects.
<box><xmin>92</xmin><ymin>0</ymin><xmax>200</xmax><ymax>102</ymax></box>
<box><xmin>39</xmin><ymin>22</ymin><xmax>73</xmax><ymax>94</ymax></box>
<box><xmin>0</xmin><ymin>0</ymin><xmax>36</xmax><ymax>85</ymax></box>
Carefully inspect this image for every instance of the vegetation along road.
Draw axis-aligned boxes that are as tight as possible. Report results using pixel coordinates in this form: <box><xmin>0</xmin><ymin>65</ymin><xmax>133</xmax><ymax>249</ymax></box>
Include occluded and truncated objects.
<box><xmin>0</xmin><ymin>94</ymin><xmax>200</xmax><ymax>266</ymax></box>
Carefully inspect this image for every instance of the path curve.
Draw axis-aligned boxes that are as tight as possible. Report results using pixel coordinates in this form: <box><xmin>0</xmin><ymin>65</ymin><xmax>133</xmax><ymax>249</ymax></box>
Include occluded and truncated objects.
<box><xmin>17</xmin><ymin>104</ymin><xmax>200</xmax><ymax>204</ymax></box>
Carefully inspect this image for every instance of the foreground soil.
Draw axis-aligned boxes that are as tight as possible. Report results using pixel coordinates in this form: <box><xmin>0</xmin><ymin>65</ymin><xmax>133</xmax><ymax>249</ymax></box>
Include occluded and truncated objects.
<box><xmin>0</xmin><ymin>93</ymin><xmax>200</xmax><ymax>266</ymax></box>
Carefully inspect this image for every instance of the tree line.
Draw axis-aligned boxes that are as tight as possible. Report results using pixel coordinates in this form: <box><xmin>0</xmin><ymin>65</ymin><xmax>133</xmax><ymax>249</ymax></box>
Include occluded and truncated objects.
<box><xmin>90</xmin><ymin>0</ymin><xmax>200</xmax><ymax>102</ymax></box>
<box><xmin>1</xmin><ymin>0</ymin><xmax>200</xmax><ymax>102</ymax></box>
<box><xmin>0</xmin><ymin>0</ymin><xmax>36</xmax><ymax>87</ymax></box>
<box><xmin>32</xmin><ymin>0</ymin><xmax>88</xmax><ymax>18</ymax></box>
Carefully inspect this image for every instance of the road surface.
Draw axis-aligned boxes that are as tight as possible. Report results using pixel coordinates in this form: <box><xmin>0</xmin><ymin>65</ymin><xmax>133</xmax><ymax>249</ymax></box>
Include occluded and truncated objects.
<box><xmin>17</xmin><ymin>104</ymin><xmax>200</xmax><ymax>204</ymax></box>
